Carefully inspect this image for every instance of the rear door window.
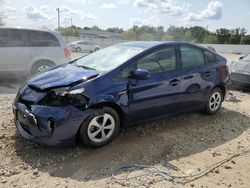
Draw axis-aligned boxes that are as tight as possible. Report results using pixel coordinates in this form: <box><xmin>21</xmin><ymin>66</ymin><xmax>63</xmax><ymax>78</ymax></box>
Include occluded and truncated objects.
<box><xmin>180</xmin><ymin>46</ymin><xmax>205</xmax><ymax>68</ymax></box>
<box><xmin>28</xmin><ymin>31</ymin><xmax>60</xmax><ymax>47</ymax></box>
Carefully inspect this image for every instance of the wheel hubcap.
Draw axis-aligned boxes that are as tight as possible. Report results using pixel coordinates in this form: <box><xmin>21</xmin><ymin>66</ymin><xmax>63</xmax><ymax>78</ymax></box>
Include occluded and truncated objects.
<box><xmin>37</xmin><ymin>65</ymin><xmax>50</xmax><ymax>72</ymax></box>
<box><xmin>87</xmin><ymin>113</ymin><xmax>115</xmax><ymax>143</ymax></box>
<box><xmin>209</xmin><ymin>92</ymin><xmax>221</xmax><ymax>111</ymax></box>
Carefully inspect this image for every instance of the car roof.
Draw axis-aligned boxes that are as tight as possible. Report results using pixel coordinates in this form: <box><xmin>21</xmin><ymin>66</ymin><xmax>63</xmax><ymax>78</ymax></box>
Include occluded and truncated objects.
<box><xmin>0</xmin><ymin>26</ymin><xmax>58</xmax><ymax>34</ymax></box>
<box><xmin>117</xmin><ymin>41</ymin><xmax>206</xmax><ymax>50</ymax></box>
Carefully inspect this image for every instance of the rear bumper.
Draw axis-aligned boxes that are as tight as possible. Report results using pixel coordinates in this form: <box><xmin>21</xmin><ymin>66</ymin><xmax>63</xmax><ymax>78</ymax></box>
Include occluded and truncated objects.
<box><xmin>13</xmin><ymin>102</ymin><xmax>93</xmax><ymax>146</ymax></box>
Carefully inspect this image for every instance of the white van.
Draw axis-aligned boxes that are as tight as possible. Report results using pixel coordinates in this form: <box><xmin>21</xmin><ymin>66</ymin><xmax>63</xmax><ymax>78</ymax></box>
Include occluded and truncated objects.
<box><xmin>0</xmin><ymin>27</ymin><xmax>71</xmax><ymax>76</ymax></box>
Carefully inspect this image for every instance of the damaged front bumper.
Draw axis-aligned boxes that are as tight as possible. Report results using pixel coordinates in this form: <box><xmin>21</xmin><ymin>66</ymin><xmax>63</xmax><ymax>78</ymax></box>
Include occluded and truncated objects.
<box><xmin>13</xmin><ymin>102</ymin><xmax>93</xmax><ymax>146</ymax></box>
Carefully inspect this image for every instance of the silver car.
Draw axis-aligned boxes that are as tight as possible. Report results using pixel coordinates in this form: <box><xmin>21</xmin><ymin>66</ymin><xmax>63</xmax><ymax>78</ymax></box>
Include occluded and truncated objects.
<box><xmin>0</xmin><ymin>27</ymin><xmax>71</xmax><ymax>76</ymax></box>
<box><xmin>231</xmin><ymin>53</ymin><xmax>250</xmax><ymax>88</ymax></box>
<box><xmin>70</xmin><ymin>41</ymin><xmax>100</xmax><ymax>53</ymax></box>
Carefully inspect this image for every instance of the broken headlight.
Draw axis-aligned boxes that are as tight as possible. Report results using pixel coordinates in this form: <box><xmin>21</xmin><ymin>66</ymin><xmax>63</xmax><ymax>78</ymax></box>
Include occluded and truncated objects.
<box><xmin>38</xmin><ymin>87</ymin><xmax>88</xmax><ymax>110</ymax></box>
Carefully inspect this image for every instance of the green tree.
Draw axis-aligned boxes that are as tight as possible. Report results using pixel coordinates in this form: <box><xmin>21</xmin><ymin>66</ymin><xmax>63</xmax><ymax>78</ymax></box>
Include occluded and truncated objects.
<box><xmin>83</xmin><ymin>26</ymin><xmax>91</xmax><ymax>30</ymax></box>
<box><xmin>216</xmin><ymin>28</ymin><xmax>231</xmax><ymax>44</ymax></box>
<box><xmin>91</xmin><ymin>25</ymin><xmax>102</xmax><ymax>31</ymax></box>
<box><xmin>59</xmin><ymin>26</ymin><xmax>79</xmax><ymax>37</ymax></box>
<box><xmin>166</xmin><ymin>26</ymin><xmax>187</xmax><ymax>40</ymax></box>
<box><xmin>203</xmin><ymin>34</ymin><xmax>218</xmax><ymax>44</ymax></box>
<box><xmin>106</xmin><ymin>27</ymin><xmax>124</xmax><ymax>33</ymax></box>
<box><xmin>123</xmin><ymin>28</ymin><xmax>137</xmax><ymax>40</ymax></box>
<box><xmin>161</xmin><ymin>34</ymin><xmax>174</xmax><ymax>41</ymax></box>
<box><xmin>229</xmin><ymin>28</ymin><xmax>247</xmax><ymax>44</ymax></box>
<box><xmin>184</xmin><ymin>30</ymin><xmax>192</xmax><ymax>41</ymax></box>
<box><xmin>188</xmin><ymin>26</ymin><xmax>209</xmax><ymax>43</ymax></box>
<box><xmin>241</xmin><ymin>35</ymin><xmax>250</xmax><ymax>44</ymax></box>
<box><xmin>139</xmin><ymin>33</ymin><xmax>154</xmax><ymax>41</ymax></box>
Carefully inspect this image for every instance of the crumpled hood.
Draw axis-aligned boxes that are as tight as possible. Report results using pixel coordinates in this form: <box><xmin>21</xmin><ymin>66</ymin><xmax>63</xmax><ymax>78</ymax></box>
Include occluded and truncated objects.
<box><xmin>27</xmin><ymin>64</ymin><xmax>98</xmax><ymax>90</ymax></box>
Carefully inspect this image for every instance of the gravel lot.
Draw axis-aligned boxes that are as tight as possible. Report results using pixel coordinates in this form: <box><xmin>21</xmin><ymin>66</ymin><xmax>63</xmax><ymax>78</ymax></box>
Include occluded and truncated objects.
<box><xmin>0</xmin><ymin>53</ymin><xmax>250</xmax><ymax>188</ymax></box>
<box><xmin>0</xmin><ymin>85</ymin><xmax>250</xmax><ymax>188</ymax></box>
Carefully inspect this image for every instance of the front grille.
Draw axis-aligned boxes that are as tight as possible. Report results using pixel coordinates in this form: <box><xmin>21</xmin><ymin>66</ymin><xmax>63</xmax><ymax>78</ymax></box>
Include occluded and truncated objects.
<box><xmin>231</xmin><ymin>73</ymin><xmax>250</xmax><ymax>83</ymax></box>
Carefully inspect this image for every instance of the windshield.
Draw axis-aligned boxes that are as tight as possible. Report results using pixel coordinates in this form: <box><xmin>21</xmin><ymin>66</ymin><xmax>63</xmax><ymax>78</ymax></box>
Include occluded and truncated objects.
<box><xmin>75</xmin><ymin>45</ymin><xmax>144</xmax><ymax>72</ymax></box>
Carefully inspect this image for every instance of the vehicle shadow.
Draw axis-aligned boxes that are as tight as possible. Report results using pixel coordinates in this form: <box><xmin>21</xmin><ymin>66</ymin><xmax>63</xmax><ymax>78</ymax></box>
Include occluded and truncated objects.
<box><xmin>13</xmin><ymin>108</ymin><xmax>250</xmax><ymax>182</ymax></box>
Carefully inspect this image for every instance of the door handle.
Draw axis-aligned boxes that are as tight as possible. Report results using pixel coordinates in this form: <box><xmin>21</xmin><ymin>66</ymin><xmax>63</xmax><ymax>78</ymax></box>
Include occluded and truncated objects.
<box><xmin>169</xmin><ymin>79</ymin><xmax>180</xmax><ymax>86</ymax></box>
<box><xmin>202</xmin><ymin>71</ymin><xmax>211</xmax><ymax>77</ymax></box>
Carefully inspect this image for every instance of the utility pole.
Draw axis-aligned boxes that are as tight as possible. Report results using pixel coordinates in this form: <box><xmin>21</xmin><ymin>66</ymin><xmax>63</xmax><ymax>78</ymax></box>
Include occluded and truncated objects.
<box><xmin>56</xmin><ymin>8</ymin><xmax>60</xmax><ymax>30</ymax></box>
<box><xmin>70</xmin><ymin>18</ymin><xmax>73</xmax><ymax>27</ymax></box>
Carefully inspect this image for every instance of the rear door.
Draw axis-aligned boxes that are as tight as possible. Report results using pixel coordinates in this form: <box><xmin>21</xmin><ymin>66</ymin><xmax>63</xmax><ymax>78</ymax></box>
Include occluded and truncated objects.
<box><xmin>0</xmin><ymin>29</ymin><xmax>30</xmax><ymax>71</ymax></box>
<box><xmin>128</xmin><ymin>45</ymin><xmax>183</xmax><ymax>121</ymax></box>
<box><xmin>178</xmin><ymin>45</ymin><xmax>215</xmax><ymax>109</ymax></box>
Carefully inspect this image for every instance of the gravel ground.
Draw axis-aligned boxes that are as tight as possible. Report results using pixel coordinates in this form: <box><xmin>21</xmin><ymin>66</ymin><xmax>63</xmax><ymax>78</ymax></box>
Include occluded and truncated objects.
<box><xmin>0</xmin><ymin>80</ymin><xmax>250</xmax><ymax>188</ymax></box>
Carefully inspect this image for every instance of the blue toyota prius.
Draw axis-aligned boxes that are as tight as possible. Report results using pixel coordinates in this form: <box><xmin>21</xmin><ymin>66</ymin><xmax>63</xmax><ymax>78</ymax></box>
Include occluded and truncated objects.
<box><xmin>13</xmin><ymin>41</ymin><xmax>229</xmax><ymax>147</ymax></box>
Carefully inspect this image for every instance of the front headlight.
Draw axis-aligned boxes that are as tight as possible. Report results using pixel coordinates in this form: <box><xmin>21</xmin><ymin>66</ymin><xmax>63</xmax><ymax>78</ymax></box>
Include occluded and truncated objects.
<box><xmin>52</xmin><ymin>87</ymin><xmax>85</xmax><ymax>96</ymax></box>
<box><xmin>63</xmin><ymin>88</ymin><xmax>85</xmax><ymax>95</ymax></box>
<box><xmin>38</xmin><ymin>87</ymin><xmax>88</xmax><ymax>110</ymax></box>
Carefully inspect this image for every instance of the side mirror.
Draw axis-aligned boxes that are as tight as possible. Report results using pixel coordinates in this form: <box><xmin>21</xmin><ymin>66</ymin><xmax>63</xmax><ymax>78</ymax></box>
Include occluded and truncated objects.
<box><xmin>130</xmin><ymin>69</ymin><xmax>151</xmax><ymax>80</ymax></box>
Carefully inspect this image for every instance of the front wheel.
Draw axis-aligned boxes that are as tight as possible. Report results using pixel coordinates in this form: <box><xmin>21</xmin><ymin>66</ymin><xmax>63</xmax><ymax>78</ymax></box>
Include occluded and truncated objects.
<box><xmin>79</xmin><ymin>107</ymin><xmax>120</xmax><ymax>147</ymax></box>
<box><xmin>205</xmin><ymin>88</ymin><xmax>223</xmax><ymax>115</ymax></box>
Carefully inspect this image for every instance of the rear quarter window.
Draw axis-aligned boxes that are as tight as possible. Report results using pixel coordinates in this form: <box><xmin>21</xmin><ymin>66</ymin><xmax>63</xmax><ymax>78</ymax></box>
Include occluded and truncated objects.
<box><xmin>180</xmin><ymin>46</ymin><xmax>205</xmax><ymax>68</ymax></box>
<box><xmin>204</xmin><ymin>50</ymin><xmax>216</xmax><ymax>63</ymax></box>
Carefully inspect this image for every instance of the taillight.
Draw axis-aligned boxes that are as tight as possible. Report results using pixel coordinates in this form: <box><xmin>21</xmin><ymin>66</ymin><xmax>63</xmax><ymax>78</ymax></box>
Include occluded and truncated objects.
<box><xmin>64</xmin><ymin>48</ymin><xmax>71</xmax><ymax>60</ymax></box>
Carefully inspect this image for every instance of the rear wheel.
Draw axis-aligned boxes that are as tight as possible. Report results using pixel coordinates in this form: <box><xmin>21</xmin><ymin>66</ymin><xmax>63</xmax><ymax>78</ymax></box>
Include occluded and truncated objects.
<box><xmin>205</xmin><ymin>88</ymin><xmax>223</xmax><ymax>115</ymax></box>
<box><xmin>79</xmin><ymin>107</ymin><xmax>120</xmax><ymax>147</ymax></box>
<box><xmin>31</xmin><ymin>61</ymin><xmax>55</xmax><ymax>75</ymax></box>
<box><xmin>76</xmin><ymin>47</ymin><xmax>81</xmax><ymax>52</ymax></box>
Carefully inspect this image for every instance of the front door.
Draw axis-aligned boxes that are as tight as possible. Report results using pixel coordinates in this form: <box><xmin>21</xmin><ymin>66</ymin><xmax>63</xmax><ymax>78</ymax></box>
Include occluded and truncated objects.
<box><xmin>128</xmin><ymin>45</ymin><xmax>182</xmax><ymax>121</ymax></box>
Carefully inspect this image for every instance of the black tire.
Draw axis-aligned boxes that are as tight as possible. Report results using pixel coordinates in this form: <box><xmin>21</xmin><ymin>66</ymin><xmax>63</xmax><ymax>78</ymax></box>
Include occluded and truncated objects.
<box><xmin>76</xmin><ymin>47</ymin><xmax>81</xmax><ymax>52</ymax></box>
<box><xmin>31</xmin><ymin>61</ymin><xmax>55</xmax><ymax>75</ymax></box>
<box><xmin>204</xmin><ymin>88</ymin><xmax>223</xmax><ymax>115</ymax></box>
<box><xmin>94</xmin><ymin>47</ymin><xmax>100</xmax><ymax>51</ymax></box>
<box><xmin>79</xmin><ymin>107</ymin><xmax>120</xmax><ymax>147</ymax></box>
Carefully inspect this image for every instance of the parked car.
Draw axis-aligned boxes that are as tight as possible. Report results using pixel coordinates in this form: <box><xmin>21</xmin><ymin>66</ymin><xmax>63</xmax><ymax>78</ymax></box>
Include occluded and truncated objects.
<box><xmin>70</xmin><ymin>41</ymin><xmax>100</xmax><ymax>53</ymax></box>
<box><xmin>0</xmin><ymin>27</ymin><xmax>71</xmax><ymax>76</ymax></box>
<box><xmin>231</xmin><ymin>53</ymin><xmax>250</xmax><ymax>88</ymax></box>
<box><xmin>13</xmin><ymin>41</ymin><xmax>229</xmax><ymax>147</ymax></box>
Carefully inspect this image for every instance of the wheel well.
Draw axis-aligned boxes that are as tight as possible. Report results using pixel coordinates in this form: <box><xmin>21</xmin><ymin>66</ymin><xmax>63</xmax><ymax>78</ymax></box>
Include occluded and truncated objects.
<box><xmin>213</xmin><ymin>84</ymin><xmax>226</xmax><ymax>99</ymax></box>
<box><xmin>75</xmin><ymin>102</ymin><xmax>124</xmax><ymax>143</ymax></box>
<box><xmin>90</xmin><ymin>102</ymin><xmax>124</xmax><ymax>126</ymax></box>
<box><xmin>31</xmin><ymin>60</ymin><xmax>55</xmax><ymax>74</ymax></box>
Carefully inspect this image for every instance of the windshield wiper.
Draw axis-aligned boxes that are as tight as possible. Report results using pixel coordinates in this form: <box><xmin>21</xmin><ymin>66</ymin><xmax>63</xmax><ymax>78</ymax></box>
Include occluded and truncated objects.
<box><xmin>68</xmin><ymin>56</ymin><xmax>83</xmax><ymax>64</ymax></box>
<box><xmin>68</xmin><ymin>57</ymin><xmax>96</xmax><ymax>71</ymax></box>
<box><xmin>76</xmin><ymin>64</ymin><xmax>96</xmax><ymax>71</ymax></box>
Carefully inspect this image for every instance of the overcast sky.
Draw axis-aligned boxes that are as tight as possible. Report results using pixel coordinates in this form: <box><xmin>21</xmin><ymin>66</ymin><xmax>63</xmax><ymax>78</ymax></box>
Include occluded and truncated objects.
<box><xmin>1</xmin><ymin>0</ymin><xmax>250</xmax><ymax>32</ymax></box>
